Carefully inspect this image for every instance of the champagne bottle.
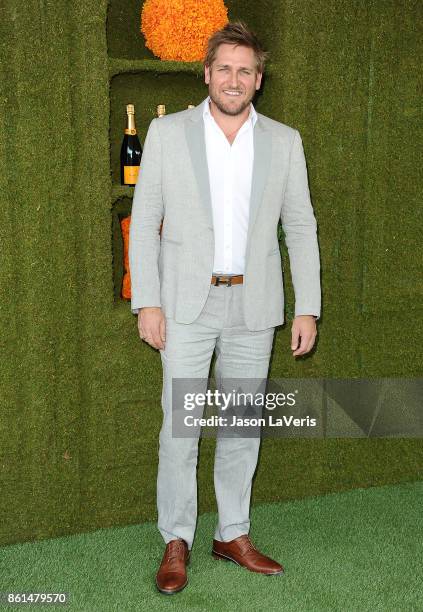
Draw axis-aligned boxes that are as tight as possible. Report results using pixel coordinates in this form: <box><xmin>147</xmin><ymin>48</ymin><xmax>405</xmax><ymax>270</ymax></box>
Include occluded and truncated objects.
<box><xmin>187</xmin><ymin>104</ymin><xmax>195</xmax><ymax>109</ymax></box>
<box><xmin>120</xmin><ymin>104</ymin><xmax>142</xmax><ymax>186</ymax></box>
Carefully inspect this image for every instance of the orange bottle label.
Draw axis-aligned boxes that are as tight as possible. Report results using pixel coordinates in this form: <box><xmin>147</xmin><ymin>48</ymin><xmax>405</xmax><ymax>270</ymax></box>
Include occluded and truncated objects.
<box><xmin>124</xmin><ymin>165</ymin><xmax>140</xmax><ymax>184</ymax></box>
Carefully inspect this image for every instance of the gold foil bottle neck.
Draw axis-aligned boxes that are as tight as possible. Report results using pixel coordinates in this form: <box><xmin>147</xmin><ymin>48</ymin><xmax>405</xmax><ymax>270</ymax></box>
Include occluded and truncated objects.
<box><xmin>124</xmin><ymin>104</ymin><xmax>137</xmax><ymax>135</ymax></box>
<box><xmin>187</xmin><ymin>104</ymin><xmax>195</xmax><ymax>109</ymax></box>
<box><xmin>157</xmin><ymin>104</ymin><xmax>166</xmax><ymax>117</ymax></box>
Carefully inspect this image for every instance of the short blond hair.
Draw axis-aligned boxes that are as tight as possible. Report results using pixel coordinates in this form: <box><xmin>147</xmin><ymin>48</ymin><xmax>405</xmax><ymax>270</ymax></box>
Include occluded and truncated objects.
<box><xmin>203</xmin><ymin>21</ymin><xmax>269</xmax><ymax>74</ymax></box>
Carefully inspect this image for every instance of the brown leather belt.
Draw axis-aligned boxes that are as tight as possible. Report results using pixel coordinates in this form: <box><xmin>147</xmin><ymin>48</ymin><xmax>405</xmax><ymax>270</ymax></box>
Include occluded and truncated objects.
<box><xmin>211</xmin><ymin>274</ymin><xmax>244</xmax><ymax>286</ymax></box>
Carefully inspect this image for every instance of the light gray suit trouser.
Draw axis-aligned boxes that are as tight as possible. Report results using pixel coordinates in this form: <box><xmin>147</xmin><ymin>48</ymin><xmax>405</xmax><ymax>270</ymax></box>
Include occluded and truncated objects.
<box><xmin>157</xmin><ymin>282</ymin><xmax>275</xmax><ymax>550</ymax></box>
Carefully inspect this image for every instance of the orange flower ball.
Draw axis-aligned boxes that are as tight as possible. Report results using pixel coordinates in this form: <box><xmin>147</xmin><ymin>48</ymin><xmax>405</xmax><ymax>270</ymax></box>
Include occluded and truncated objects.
<box><xmin>141</xmin><ymin>0</ymin><xmax>229</xmax><ymax>62</ymax></box>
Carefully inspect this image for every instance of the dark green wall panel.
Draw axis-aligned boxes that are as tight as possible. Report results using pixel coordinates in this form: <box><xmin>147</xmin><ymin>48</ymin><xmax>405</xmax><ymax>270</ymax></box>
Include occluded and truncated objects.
<box><xmin>0</xmin><ymin>0</ymin><xmax>421</xmax><ymax>546</ymax></box>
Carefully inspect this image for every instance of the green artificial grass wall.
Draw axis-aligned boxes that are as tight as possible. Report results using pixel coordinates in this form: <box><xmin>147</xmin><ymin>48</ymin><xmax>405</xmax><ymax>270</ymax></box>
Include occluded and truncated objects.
<box><xmin>0</xmin><ymin>0</ymin><xmax>421</xmax><ymax>547</ymax></box>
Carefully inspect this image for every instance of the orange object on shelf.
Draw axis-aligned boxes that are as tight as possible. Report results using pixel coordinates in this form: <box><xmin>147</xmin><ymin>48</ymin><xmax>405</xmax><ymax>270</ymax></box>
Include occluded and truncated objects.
<box><xmin>119</xmin><ymin>215</ymin><xmax>164</xmax><ymax>300</ymax></box>
<box><xmin>120</xmin><ymin>215</ymin><xmax>132</xmax><ymax>299</ymax></box>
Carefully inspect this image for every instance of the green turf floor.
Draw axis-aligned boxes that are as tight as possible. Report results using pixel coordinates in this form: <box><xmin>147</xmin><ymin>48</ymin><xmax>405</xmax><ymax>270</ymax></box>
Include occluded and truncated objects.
<box><xmin>0</xmin><ymin>481</ymin><xmax>422</xmax><ymax>611</ymax></box>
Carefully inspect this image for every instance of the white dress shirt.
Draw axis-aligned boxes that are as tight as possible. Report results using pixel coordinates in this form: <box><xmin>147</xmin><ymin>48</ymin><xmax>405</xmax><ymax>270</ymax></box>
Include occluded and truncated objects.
<box><xmin>202</xmin><ymin>95</ymin><xmax>257</xmax><ymax>274</ymax></box>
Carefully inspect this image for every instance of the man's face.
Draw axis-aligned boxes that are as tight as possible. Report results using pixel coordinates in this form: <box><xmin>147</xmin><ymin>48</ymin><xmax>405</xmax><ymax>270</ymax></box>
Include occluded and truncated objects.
<box><xmin>204</xmin><ymin>43</ymin><xmax>262</xmax><ymax>116</ymax></box>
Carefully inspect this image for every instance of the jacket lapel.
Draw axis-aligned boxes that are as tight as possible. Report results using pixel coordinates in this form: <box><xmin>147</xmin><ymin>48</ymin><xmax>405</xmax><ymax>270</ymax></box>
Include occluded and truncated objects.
<box><xmin>185</xmin><ymin>106</ymin><xmax>213</xmax><ymax>227</ymax></box>
<box><xmin>247</xmin><ymin>119</ymin><xmax>271</xmax><ymax>246</ymax></box>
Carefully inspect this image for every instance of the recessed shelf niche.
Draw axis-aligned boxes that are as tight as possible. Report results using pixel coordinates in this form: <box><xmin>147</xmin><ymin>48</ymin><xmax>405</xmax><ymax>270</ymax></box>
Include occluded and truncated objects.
<box><xmin>109</xmin><ymin>71</ymin><xmax>206</xmax><ymax>185</ymax></box>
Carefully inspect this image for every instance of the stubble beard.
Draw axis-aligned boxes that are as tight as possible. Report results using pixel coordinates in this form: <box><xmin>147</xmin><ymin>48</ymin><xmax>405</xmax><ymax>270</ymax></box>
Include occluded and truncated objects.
<box><xmin>209</xmin><ymin>86</ymin><xmax>255</xmax><ymax>117</ymax></box>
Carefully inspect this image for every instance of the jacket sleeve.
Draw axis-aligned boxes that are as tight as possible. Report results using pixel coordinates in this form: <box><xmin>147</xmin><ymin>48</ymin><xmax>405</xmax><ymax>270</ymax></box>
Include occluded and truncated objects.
<box><xmin>280</xmin><ymin>129</ymin><xmax>321</xmax><ymax>319</ymax></box>
<box><xmin>128</xmin><ymin>118</ymin><xmax>164</xmax><ymax>315</ymax></box>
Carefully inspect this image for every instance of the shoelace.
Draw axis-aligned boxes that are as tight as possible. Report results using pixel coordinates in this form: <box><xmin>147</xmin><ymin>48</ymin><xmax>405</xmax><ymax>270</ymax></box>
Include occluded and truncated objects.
<box><xmin>239</xmin><ymin>536</ymin><xmax>258</xmax><ymax>556</ymax></box>
<box><xmin>166</xmin><ymin>540</ymin><xmax>186</xmax><ymax>562</ymax></box>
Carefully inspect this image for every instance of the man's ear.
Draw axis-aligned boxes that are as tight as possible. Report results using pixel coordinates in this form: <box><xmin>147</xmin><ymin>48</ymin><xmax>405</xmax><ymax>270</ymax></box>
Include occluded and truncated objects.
<box><xmin>256</xmin><ymin>72</ymin><xmax>263</xmax><ymax>90</ymax></box>
<box><xmin>204</xmin><ymin>64</ymin><xmax>211</xmax><ymax>84</ymax></box>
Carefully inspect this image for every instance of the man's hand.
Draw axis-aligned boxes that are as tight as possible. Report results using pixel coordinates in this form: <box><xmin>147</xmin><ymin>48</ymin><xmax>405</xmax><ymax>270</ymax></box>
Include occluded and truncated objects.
<box><xmin>291</xmin><ymin>315</ymin><xmax>317</xmax><ymax>357</ymax></box>
<box><xmin>138</xmin><ymin>307</ymin><xmax>166</xmax><ymax>350</ymax></box>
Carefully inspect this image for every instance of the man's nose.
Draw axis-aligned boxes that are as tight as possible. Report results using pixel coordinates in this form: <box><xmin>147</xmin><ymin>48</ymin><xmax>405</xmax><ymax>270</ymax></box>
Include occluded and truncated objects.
<box><xmin>228</xmin><ymin>72</ymin><xmax>240</xmax><ymax>88</ymax></box>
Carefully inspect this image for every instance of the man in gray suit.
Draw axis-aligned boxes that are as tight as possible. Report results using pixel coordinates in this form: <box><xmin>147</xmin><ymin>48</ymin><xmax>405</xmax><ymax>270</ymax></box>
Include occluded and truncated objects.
<box><xmin>129</xmin><ymin>21</ymin><xmax>321</xmax><ymax>594</ymax></box>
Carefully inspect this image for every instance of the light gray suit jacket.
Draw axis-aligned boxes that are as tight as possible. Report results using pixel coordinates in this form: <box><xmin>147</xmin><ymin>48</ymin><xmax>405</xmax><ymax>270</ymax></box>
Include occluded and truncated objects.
<box><xmin>129</xmin><ymin>99</ymin><xmax>321</xmax><ymax>331</ymax></box>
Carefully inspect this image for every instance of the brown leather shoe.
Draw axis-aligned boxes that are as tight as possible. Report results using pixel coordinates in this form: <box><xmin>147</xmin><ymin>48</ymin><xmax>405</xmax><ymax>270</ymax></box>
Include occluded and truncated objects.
<box><xmin>156</xmin><ymin>538</ymin><xmax>190</xmax><ymax>594</ymax></box>
<box><xmin>212</xmin><ymin>534</ymin><xmax>284</xmax><ymax>575</ymax></box>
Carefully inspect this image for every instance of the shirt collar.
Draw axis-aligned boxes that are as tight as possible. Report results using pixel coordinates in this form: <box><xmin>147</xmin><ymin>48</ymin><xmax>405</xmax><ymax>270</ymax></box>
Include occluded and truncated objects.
<box><xmin>202</xmin><ymin>95</ymin><xmax>257</xmax><ymax>128</ymax></box>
